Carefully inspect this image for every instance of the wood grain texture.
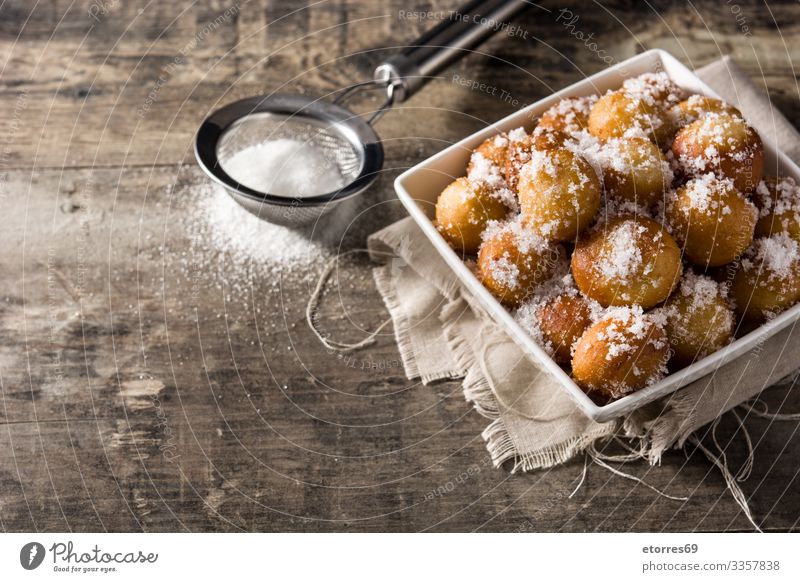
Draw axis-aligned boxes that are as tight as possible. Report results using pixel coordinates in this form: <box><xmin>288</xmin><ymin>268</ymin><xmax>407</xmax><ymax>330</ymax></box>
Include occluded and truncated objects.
<box><xmin>1</xmin><ymin>0</ymin><xmax>799</xmax><ymax>532</ymax></box>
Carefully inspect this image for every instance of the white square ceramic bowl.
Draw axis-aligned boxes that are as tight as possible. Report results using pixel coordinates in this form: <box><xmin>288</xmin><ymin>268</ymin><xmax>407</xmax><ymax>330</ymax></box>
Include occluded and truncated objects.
<box><xmin>394</xmin><ymin>48</ymin><xmax>800</xmax><ymax>422</ymax></box>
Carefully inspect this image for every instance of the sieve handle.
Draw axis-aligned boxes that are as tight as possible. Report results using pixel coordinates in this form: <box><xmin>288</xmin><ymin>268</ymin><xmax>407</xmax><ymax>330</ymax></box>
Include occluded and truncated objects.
<box><xmin>374</xmin><ymin>0</ymin><xmax>530</xmax><ymax>102</ymax></box>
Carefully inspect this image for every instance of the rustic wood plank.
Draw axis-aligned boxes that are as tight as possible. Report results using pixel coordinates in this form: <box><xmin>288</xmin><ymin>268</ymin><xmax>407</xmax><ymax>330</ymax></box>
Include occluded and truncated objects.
<box><xmin>2</xmin><ymin>1</ymin><xmax>799</xmax><ymax>169</ymax></box>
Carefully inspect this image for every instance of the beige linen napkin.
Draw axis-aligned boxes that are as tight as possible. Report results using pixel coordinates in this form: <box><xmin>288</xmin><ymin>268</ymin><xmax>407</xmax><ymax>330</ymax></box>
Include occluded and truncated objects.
<box><xmin>368</xmin><ymin>56</ymin><xmax>800</xmax><ymax>475</ymax></box>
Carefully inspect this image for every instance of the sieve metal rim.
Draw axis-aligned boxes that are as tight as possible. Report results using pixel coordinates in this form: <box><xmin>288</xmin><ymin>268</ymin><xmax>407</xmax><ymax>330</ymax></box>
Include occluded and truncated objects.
<box><xmin>194</xmin><ymin>94</ymin><xmax>384</xmax><ymax>208</ymax></box>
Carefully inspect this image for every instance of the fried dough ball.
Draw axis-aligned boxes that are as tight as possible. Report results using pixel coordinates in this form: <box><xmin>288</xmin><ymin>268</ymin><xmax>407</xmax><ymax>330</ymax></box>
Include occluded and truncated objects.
<box><xmin>507</xmin><ymin>127</ymin><xmax>575</xmax><ymax>189</ymax></box>
<box><xmin>531</xmin><ymin>126</ymin><xmax>572</xmax><ymax>152</ymax></box>
<box><xmin>666</xmin><ymin>174</ymin><xmax>757</xmax><ymax>268</ymax></box>
<box><xmin>571</xmin><ymin>216</ymin><xmax>683</xmax><ymax>308</ymax></box>
<box><xmin>730</xmin><ymin>234</ymin><xmax>800</xmax><ymax>320</ymax></box>
<box><xmin>518</xmin><ymin>147</ymin><xmax>602</xmax><ymax>242</ymax></box>
<box><xmin>466</xmin><ymin>148</ymin><xmax>518</xmax><ymax>213</ymax></box>
<box><xmin>503</xmin><ymin>126</ymin><xmax>577</xmax><ymax>197</ymax></box>
<box><xmin>600</xmin><ymin>137</ymin><xmax>673</xmax><ymax>207</ymax></box>
<box><xmin>435</xmin><ymin>177</ymin><xmax>509</xmax><ymax>254</ymax></box>
<box><xmin>588</xmin><ymin>90</ymin><xmax>672</xmax><ymax>147</ymax></box>
<box><xmin>572</xmin><ymin>307</ymin><xmax>670</xmax><ymax>400</ymax></box>
<box><xmin>752</xmin><ymin>176</ymin><xmax>800</xmax><ymax>241</ymax></box>
<box><xmin>622</xmin><ymin>72</ymin><xmax>685</xmax><ymax>108</ymax></box>
<box><xmin>670</xmin><ymin>95</ymin><xmax>741</xmax><ymax>128</ymax></box>
<box><xmin>467</xmin><ymin>133</ymin><xmax>509</xmax><ymax>172</ymax></box>
<box><xmin>671</xmin><ymin>113</ymin><xmax>763</xmax><ymax>193</ymax></box>
<box><xmin>664</xmin><ymin>272</ymin><xmax>735</xmax><ymax>367</ymax></box>
<box><xmin>503</xmin><ymin>129</ymin><xmax>533</xmax><ymax>193</ymax></box>
<box><xmin>537</xmin><ymin>95</ymin><xmax>597</xmax><ymax>135</ymax></box>
<box><xmin>534</xmin><ymin>293</ymin><xmax>594</xmax><ymax>363</ymax></box>
<box><xmin>477</xmin><ymin>220</ymin><xmax>561</xmax><ymax>308</ymax></box>
<box><xmin>465</xmin><ymin>135</ymin><xmax>518</xmax><ymax>210</ymax></box>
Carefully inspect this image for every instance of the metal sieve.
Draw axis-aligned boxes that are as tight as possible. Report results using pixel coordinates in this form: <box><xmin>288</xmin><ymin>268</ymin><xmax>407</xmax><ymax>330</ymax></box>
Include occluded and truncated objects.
<box><xmin>195</xmin><ymin>0</ymin><xmax>530</xmax><ymax>228</ymax></box>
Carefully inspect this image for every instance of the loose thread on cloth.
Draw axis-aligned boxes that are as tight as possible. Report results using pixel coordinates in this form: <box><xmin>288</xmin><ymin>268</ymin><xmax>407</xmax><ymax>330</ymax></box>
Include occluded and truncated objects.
<box><xmin>688</xmin><ymin>434</ymin><xmax>763</xmax><ymax>533</ymax></box>
<box><xmin>698</xmin><ymin>416</ymin><xmax>753</xmax><ymax>487</ymax></box>
<box><xmin>569</xmin><ymin>453</ymin><xmax>589</xmax><ymax>499</ymax></box>
<box><xmin>600</xmin><ymin>436</ymin><xmax>650</xmax><ymax>462</ymax></box>
<box><xmin>740</xmin><ymin>397</ymin><xmax>800</xmax><ymax>421</ymax></box>
<box><xmin>306</xmin><ymin>250</ymin><xmax>393</xmax><ymax>352</ymax></box>
<box><xmin>728</xmin><ymin>409</ymin><xmax>754</xmax><ymax>483</ymax></box>
<box><xmin>587</xmin><ymin>442</ymin><xmax>689</xmax><ymax>502</ymax></box>
<box><xmin>615</xmin><ymin>436</ymin><xmax>650</xmax><ymax>458</ymax></box>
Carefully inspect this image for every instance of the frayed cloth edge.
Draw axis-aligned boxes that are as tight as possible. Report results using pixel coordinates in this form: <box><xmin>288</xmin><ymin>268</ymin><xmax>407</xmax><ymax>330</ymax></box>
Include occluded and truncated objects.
<box><xmin>482</xmin><ymin>415</ymin><xmax>618</xmax><ymax>472</ymax></box>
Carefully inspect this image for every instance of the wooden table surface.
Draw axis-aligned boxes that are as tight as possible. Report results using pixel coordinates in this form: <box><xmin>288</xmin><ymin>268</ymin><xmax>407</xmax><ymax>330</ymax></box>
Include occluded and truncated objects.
<box><xmin>2</xmin><ymin>0</ymin><xmax>799</xmax><ymax>532</ymax></box>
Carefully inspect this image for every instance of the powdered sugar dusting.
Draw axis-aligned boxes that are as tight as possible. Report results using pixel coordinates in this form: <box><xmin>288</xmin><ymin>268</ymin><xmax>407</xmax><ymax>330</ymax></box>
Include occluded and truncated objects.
<box><xmin>515</xmin><ymin>273</ymin><xmax>604</xmax><ymax>358</ymax></box>
<box><xmin>675</xmin><ymin>113</ymin><xmax>758</xmax><ymax>178</ymax></box>
<box><xmin>680</xmin><ymin>270</ymin><xmax>725</xmax><ymax>306</ymax></box>
<box><xmin>742</xmin><ymin>233</ymin><xmax>800</xmax><ymax>280</ymax></box>
<box><xmin>595</xmin><ymin>306</ymin><xmax>668</xmax><ymax>372</ymax></box>
<box><xmin>220</xmin><ymin>139</ymin><xmax>346</xmax><ymax>198</ymax></box>
<box><xmin>665</xmin><ymin>271</ymin><xmax>731</xmax><ymax>328</ymax></box>
<box><xmin>508</xmin><ymin>127</ymin><xmax>528</xmax><ymax>142</ymax></box>
<box><xmin>481</xmin><ymin>214</ymin><xmax>550</xmax><ymax>254</ymax></box>
<box><xmin>487</xmin><ymin>254</ymin><xmax>521</xmax><ymax>290</ymax></box>
<box><xmin>622</xmin><ymin>71</ymin><xmax>685</xmax><ymax>108</ymax></box>
<box><xmin>184</xmin><ymin>185</ymin><xmax>332</xmax><ymax>292</ymax></box>
<box><xmin>467</xmin><ymin>152</ymin><xmax>518</xmax><ymax>210</ymax></box>
<box><xmin>563</xmin><ymin>129</ymin><xmax>604</xmax><ymax>180</ymax></box>
<box><xmin>595</xmin><ymin>220</ymin><xmax>647</xmax><ymax>281</ymax></box>
<box><xmin>755</xmin><ymin>176</ymin><xmax>800</xmax><ymax>219</ymax></box>
<box><xmin>540</xmin><ymin>95</ymin><xmax>598</xmax><ymax>134</ymax></box>
<box><xmin>514</xmin><ymin>299</ymin><xmax>554</xmax><ymax>354</ymax></box>
<box><xmin>680</xmin><ymin>173</ymin><xmax>736</xmax><ymax>215</ymax></box>
<box><xmin>528</xmin><ymin>148</ymin><xmax>558</xmax><ymax>180</ymax></box>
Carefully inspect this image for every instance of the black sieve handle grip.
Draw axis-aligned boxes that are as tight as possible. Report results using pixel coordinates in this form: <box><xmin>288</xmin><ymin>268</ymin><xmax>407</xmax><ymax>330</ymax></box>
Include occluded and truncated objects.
<box><xmin>374</xmin><ymin>0</ymin><xmax>531</xmax><ymax>102</ymax></box>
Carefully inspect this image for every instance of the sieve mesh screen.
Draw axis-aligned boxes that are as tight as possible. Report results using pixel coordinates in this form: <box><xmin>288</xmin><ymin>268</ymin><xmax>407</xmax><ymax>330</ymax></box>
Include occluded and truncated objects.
<box><xmin>216</xmin><ymin>112</ymin><xmax>363</xmax><ymax>198</ymax></box>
